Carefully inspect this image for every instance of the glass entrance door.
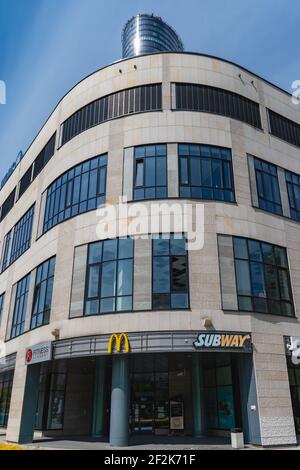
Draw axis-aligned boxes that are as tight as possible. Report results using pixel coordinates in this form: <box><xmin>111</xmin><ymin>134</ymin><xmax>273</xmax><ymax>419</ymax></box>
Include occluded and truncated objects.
<box><xmin>130</xmin><ymin>355</ymin><xmax>170</xmax><ymax>434</ymax></box>
<box><xmin>132</xmin><ymin>402</ymin><xmax>154</xmax><ymax>432</ymax></box>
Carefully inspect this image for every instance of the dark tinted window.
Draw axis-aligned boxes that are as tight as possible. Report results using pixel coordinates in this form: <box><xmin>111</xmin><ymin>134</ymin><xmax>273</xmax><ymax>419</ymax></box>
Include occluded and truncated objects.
<box><xmin>174</xmin><ymin>83</ymin><xmax>262</xmax><ymax>129</ymax></box>
<box><xmin>43</xmin><ymin>155</ymin><xmax>107</xmax><ymax>233</ymax></box>
<box><xmin>60</xmin><ymin>84</ymin><xmax>162</xmax><ymax>146</ymax></box>
<box><xmin>233</xmin><ymin>237</ymin><xmax>294</xmax><ymax>317</ymax></box>
<box><xmin>1</xmin><ymin>205</ymin><xmax>35</xmax><ymax>272</ymax></box>
<box><xmin>84</xmin><ymin>237</ymin><xmax>134</xmax><ymax>315</ymax></box>
<box><xmin>18</xmin><ymin>165</ymin><xmax>33</xmax><ymax>198</ymax></box>
<box><xmin>286</xmin><ymin>170</ymin><xmax>300</xmax><ymax>221</ymax></box>
<box><xmin>0</xmin><ymin>188</ymin><xmax>16</xmax><ymax>222</ymax></box>
<box><xmin>269</xmin><ymin>109</ymin><xmax>300</xmax><ymax>148</ymax></box>
<box><xmin>0</xmin><ymin>369</ymin><xmax>14</xmax><ymax>427</ymax></box>
<box><xmin>10</xmin><ymin>273</ymin><xmax>30</xmax><ymax>339</ymax></box>
<box><xmin>133</xmin><ymin>144</ymin><xmax>167</xmax><ymax>200</ymax></box>
<box><xmin>152</xmin><ymin>234</ymin><xmax>189</xmax><ymax>310</ymax></box>
<box><xmin>179</xmin><ymin>144</ymin><xmax>235</xmax><ymax>202</ymax></box>
<box><xmin>254</xmin><ymin>157</ymin><xmax>282</xmax><ymax>215</ymax></box>
<box><xmin>32</xmin><ymin>133</ymin><xmax>56</xmax><ymax>180</ymax></box>
<box><xmin>31</xmin><ymin>257</ymin><xmax>56</xmax><ymax>330</ymax></box>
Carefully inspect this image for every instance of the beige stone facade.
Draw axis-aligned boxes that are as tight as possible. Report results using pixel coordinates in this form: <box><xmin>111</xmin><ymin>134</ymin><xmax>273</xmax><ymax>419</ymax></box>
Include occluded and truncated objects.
<box><xmin>0</xmin><ymin>52</ymin><xmax>299</xmax><ymax>446</ymax></box>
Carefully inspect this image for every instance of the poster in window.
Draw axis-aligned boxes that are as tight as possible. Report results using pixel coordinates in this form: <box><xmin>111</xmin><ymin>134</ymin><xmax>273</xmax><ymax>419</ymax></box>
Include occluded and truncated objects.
<box><xmin>170</xmin><ymin>401</ymin><xmax>184</xmax><ymax>430</ymax></box>
<box><xmin>217</xmin><ymin>386</ymin><xmax>235</xmax><ymax>430</ymax></box>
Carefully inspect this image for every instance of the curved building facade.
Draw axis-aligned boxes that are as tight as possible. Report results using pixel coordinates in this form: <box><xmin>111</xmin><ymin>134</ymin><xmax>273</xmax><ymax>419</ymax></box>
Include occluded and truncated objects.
<box><xmin>0</xmin><ymin>52</ymin><xmax>300</xmax><ymax>447</ymax></box>
<box><xmin>122</xmin><ymin>14</ymin><xmax>184</xmax><ymax>58</ymax></box>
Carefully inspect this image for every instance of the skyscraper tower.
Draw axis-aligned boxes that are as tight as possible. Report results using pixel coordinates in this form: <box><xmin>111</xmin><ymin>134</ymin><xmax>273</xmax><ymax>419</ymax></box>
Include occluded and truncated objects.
<box><xmin>122</xmin><ymin>13</ymin><xmax>184</xmax><ymax>58</ymax></box>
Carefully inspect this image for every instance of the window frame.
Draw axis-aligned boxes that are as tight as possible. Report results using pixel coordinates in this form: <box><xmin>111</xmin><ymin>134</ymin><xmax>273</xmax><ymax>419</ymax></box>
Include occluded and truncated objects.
<box><xmin>253</xmin><ymin>157</ymin><xmax>283</xmax><ymax>215</ymax></box>
<box><xmin>173</xmin><ymin>83</ymin><xmax>262</xmax><ymax>129</ymax></box>
<box><xmin>60</xmin><ymin>84</ymin><xmax>163</xmax><ymax>147</ymax></box>
<box><xmin>232</xmin><ymin>236</ymin><xmax>295</xmax><ymax>317</ymax></box>
<box><xmin>1</xmin><ymin>204</ymin><xmax>35</xmax><ymax>273</ymax></box>
<box><xmin>10</xmin><ymin>273</ymin><xmax>31</xmax><ymax>339</ymax></box>
<box><xmin>84</xmin><ymin>237</ymin><xmax>134</xmax><ymax>316</ymax></box>
<box><xmin>0</xmin><ymin>369</ymin><xmax>14</xmax><ymax>427</ymax></box>
<box><xmin>133</xmin><ymin>144</ymin><xmax>168</xmax><ymax>201</ymax></box>
<box><xmin>151</xmin><ymin>234</ymin><xmax>190</xmax><ymax>311</ymax></box>
<box><xmin>178</xmin><ymin>143</ymin><xmax>236</xmax><ymax>203</ymax></box>
<box><xmin>43</xmin><ymin>155</ymin><xmax>107</xmax><ymax>234</ymax></box>
<box><xmin>30</xmin><ymin>256</ymin><xmax>56</xmax><ymax>330</ymax></box>
<box><xmin>285</xmin><ymin>169</ymin><xmax>300</xmax><ymax>221</ymax></box>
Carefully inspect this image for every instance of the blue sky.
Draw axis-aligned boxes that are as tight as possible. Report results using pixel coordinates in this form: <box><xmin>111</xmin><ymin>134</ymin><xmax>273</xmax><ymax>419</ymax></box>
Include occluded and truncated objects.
<box><xmin>0</xmin><ymin>0</ymin><xmax>299</xmax><ymax>179</ymax></box>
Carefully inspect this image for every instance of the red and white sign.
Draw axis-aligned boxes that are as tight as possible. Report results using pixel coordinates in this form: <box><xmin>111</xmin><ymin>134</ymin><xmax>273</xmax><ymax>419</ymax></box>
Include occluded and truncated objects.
<box><xmin>25</xmin><ymin>342</ymin><xmax>52</xmax><ymax>365</ymax></box>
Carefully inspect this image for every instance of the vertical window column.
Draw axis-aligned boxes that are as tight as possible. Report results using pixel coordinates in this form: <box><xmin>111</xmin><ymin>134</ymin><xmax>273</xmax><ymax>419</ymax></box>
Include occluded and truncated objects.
<box><xmin>10</xmin><ymin>274</ymin><xmax>31</xmax><ymax>339</ymax></box>
<box><xmin>249</xmin><ymin>155</ymin><xmax>292</xmax><ymax>218</ymax></box>
<box><xmin>1</xmin><ymin>205</ymin><xmax>35</xmax><ymax>272</ymax></box>
<box><xmin>84</xmin><ymin>237</ymin><xmax>134</xmax><ymax>315</ymax></box>
<box><xmin>285</xmin><ymin>169</ymin><xmax>300</xmax><ymax>221</ymax></box>
<box><xmin>133</xmin><ymin>144</ymin><xmax>167</xmax><ymax>200</ymax></box>
<box><xmin>152</xmin><ymin>234</ymin><xmax>189</xmax><ymax>310</ymax></box>
<box><xmin>30</xmin><ymin>257</ymin><xmax>56</xmax><ymax>329</ymax></box>
<box><xmin>253</xmin><ymin>157</ymin><xmax>282</xmax><ymax>215</ymax></box>
<box><xmin>0</xmin><ymin>369</ymin><xmax>14</xmax><ymax>427</ymax></box>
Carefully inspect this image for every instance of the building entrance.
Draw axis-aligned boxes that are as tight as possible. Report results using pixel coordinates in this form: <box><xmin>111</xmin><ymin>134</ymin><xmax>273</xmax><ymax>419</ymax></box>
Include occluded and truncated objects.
<box><xmin>129</xmin><ymin>352</ymin><xmax>242</xmax><ymax>437</ymax></box>
<box><xmin>130</xmin><ymin>353</ymin><xmax>193</xmax><ymax>435</ymax></box>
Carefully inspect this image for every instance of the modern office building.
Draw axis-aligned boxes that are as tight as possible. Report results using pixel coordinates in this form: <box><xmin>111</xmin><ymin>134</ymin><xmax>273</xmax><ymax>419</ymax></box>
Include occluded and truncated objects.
<box><xmin>122</xmin><ymin>14</ymin><xmax>184</xmax><ymax>58</ymax></box>
<box><xmin>0</xmin><ymin>15</ymin><xmax>300</xmax><ymax>448</ymax></box>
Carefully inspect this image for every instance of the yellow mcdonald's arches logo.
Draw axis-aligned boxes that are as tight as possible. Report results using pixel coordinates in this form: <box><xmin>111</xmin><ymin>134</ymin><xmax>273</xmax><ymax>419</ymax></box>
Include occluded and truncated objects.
<box><xmin>108</xmin><ymin>333</ymin><xmax>130</xmax><ymax>353</ymax></box>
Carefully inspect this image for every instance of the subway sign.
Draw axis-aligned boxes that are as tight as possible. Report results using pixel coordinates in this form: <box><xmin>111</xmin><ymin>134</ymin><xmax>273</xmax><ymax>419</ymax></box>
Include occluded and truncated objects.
<box><xmin>193</xmin><ymin>332</ymin><xmax>252</xmax><ymax>352</ymax></box>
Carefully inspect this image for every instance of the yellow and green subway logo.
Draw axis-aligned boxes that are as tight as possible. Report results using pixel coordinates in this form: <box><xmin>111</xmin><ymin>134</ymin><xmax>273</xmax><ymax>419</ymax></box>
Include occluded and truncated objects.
<box><xmin>193</xmin><ymin>333</ymin><xmax>251</xmax><ymax>350</ymax></box>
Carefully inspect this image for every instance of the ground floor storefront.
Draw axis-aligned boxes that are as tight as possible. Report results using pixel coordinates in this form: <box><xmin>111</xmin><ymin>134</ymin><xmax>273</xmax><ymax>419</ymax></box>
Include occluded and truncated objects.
<box><xmin>1</xmin><ymin>330</ymin><xmax>300</xmax><ymax>446</ymax></box>
<box><xmin>33</xmin><ymin>352</ymin><xmax>246</xmax><ymax>442</ymax></box>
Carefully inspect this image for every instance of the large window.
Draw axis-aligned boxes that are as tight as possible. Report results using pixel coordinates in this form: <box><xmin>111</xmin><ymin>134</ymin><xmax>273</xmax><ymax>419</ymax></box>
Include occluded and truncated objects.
<box><xmin>84</xmin><ymin>237</ymin><xmax>134</xmax><ymax>315</ymax></box>
<box><xmin>133</xmin><ymin>144</ymin><xmax>167</xmax><ymax>200</ymax></box>
<box><xmin>43</xmin><ymin>155</ymin><xmax>107</xmax><ymax>233</ymax></box>
<box><xmin>285</xmin><ymin>170</ymin><xmax>300</xmax><ymax>222</ymax></box>
<box><xmin>179</xmin><ymin>144</ymin><xmax>235</xmax><ymax>202</ymax></box>
<box><xmin>10</xmin><ymin>273</ymin><xmax>30</xmax><ymax>339</ymax></box>
<box><xmin>254</xmin><ymin>157</ymin><xmax>282</xmax><ymax>215</ymax></box>
<box><xmin>203</xmin><ymin>355</ymin><xmax>235</xmax><ymax>430</ymax></box>
<box><xmin>1</xmin><ymin>205</ymin><xmax>35</xmax><ymax>272</ymax></box>
<box><xmin>268</xmin><ymin>109</ymin><xmax>300</xmax><ymax>148</ymax></box>
<box><xmin>31</xmin><ymin>257</ymin><xmax>56</xmax><ymax>330</ymax></box>
<box><xmin>0</xmin><ymin>370</ymin><xmax>14</xmax><ymax>427</ymax></box>
<box><xmin>60</xmin><ymin>84</ymin><xmax>162</xmax><ymax>146</ymax></box>
<box><xmin>174</xmin><ymin>83</ymin><xmax>262</xmax><ymax>129</ymax></box>
<box><xmin>152</xmin><ymin>234</ymin><xmax>189</xmax><ymax>310</ymax></box>
<box><xmin>130</xmin><ymin>355</ymin><xmax>169</xmax><ymax>433</ymax></box>
<box><xmin>47</xmin><ymin>371</ymin><xmax>67</xmax><ymax>430</ymax></box>
<box><xmin>233</xmin><ymin>237</ymin><xmax>294</xmax><ymax>316</ymax></box>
